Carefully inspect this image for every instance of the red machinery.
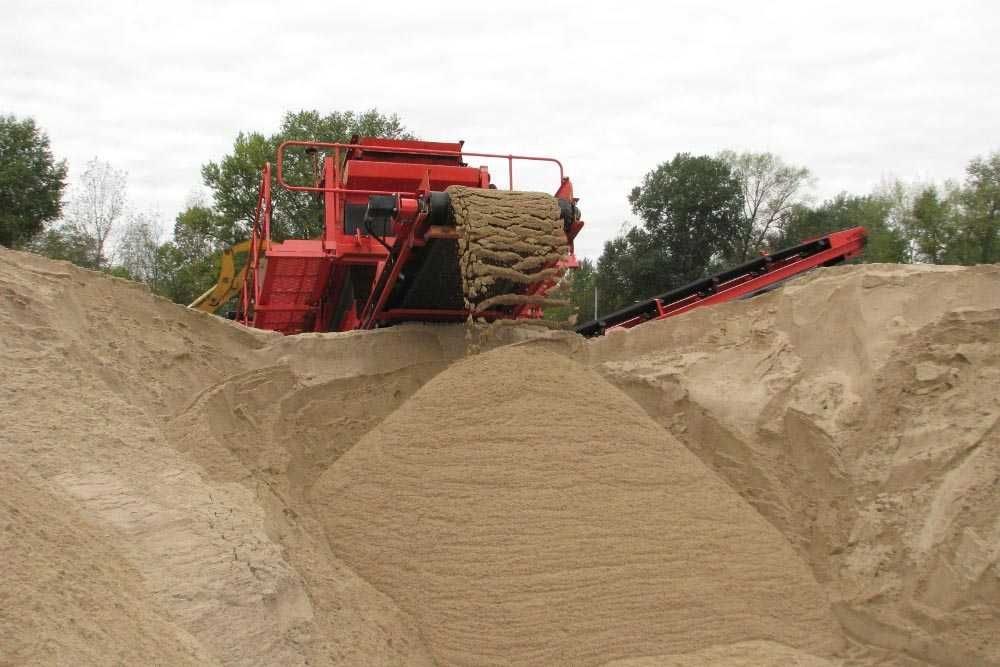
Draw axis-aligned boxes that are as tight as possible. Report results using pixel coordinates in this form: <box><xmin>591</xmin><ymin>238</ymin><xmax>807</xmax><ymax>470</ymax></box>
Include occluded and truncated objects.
<box><xmin>222</xmin><ymin>136</ymin><xmax>866</xmax><ymax>337</ymax></box>
<box><xmin>574</xmin><ymin>226</ymin><xmax>868</xmax><ymax>337</ymax></box>
<box><xmin>239</xmin><ymin>138</ymin><xmax>583</xmax><ymax>334</ymax></box>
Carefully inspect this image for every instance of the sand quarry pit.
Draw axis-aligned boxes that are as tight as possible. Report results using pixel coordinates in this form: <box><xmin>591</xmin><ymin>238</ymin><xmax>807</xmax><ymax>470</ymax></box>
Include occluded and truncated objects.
<box><xmin>1</xmin><ymin>244</ymin><xmax>999</xmax><ymax>666</ymax></box>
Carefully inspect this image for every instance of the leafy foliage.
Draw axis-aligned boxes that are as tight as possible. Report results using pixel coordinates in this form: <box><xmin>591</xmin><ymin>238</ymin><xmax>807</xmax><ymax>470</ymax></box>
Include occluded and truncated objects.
<box><xmin>202</xmin><ymin>109</ymin><xmax>412</xmax><ymax>242</ymax></box>
<box><xmin>0</xmin><ymin>115</ymin><xmax>67</xmax><ymax>247</ymax></box>
<box><xmin>628</xmin><ymin>154</ymin><xmax>743</xmax><ymax>277</ymax></box>
<box><xmin>26</xmin><ymin>226</ymin><xmax>96</xmax><ymax>268</ymax></box>
<box><xmin>581</xmin><ymin>150</ymin><xmax>999</xmax><ymax>321</ymax></box>
<box><xmin>148</xmin><ymin>205</ymin><xmax>232</xmax><ymax>305</ymax></box>
<box><xmin>543</xmin><ymin>257</ymin><xmax>596</xmax><ymax>323</ymax></box>
<box><xmin>906</xmin><ymin>185</ymin><xmax>956</xmax><ymax>264</ymax></box>
<box><xmin>778</xmin><ymin>193</ymin><xmax>908</xmax><ymax>263</ymax></box>
<box><xmin>595</xmin><ymin>154</ymin><xmax>743</xmax><ymax>312</ymax></box>
<box><xmin>952</xmin><ymin>152</ymin><xmax>1000</xmax><ymax>264</ymax></box>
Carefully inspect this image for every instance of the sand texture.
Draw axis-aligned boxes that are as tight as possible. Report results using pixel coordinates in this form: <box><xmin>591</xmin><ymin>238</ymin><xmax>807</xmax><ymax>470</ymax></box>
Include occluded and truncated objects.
<box><xmin>602</xmin><ymin>640</ymin><xmax>841</xmax><ymax>666</ymax></box>
<box><xmin>2</xmin><ymin>245</ymin><xmax>998</xmax><ymax>666</ymax></box>
<box><xmin>447</xmin><ymin>185</ymin><xmax>569</xmax><ymax>312</ymax></box>
<box><xmin>586</xmin><ymin>263</ymin><xmax>1000</xmax><ymax>666</ymax></box>
<box><xmin>314</xmin><ymin>344</ymin><xmax>842</xmax><ymax>665</ymax></box>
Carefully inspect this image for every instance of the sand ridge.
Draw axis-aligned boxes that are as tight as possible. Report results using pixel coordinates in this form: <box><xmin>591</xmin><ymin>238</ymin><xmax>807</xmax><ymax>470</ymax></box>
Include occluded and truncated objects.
<box><xmin>313</xmin><ymin>343</ymin><xmax>843</xmax><ymax>665</ymax></box>
<box><xmin>586</xmin><ymin>263</ymin><xmax>1000</xmax><ymax>666</ymax></box>
<box><xmin>2</xmin><ymin>245</ymin><xmax>998</xmax><ymax>666</ymax></box>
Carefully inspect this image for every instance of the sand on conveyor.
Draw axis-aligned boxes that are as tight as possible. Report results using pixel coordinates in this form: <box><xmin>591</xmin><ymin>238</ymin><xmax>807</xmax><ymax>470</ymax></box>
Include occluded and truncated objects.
<box><xmin>2</xmin><ymin>243</ymin><xmax>999</xmax><ymax>667</ymax></box>
<box><xmin>447</xmin><ymin>185</ymin><xmax>569</xmax><ymax>313</ymax></box>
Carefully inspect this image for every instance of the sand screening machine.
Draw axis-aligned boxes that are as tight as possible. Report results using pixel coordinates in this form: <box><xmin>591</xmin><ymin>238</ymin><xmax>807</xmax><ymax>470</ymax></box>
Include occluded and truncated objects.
<box><xmin>191</xmin><ymin>136</ymin><xmax>867</xmax><ymax>335</ymax></box>
<box><xmin>190</xmin><ymin>137</ymin><xmax>584</xmax><ymax>334</ymax></box>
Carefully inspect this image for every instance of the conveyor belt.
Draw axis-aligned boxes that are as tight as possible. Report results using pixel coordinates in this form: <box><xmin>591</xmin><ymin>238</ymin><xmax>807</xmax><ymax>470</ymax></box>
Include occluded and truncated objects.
<box><xmin>575</xmin><ymin>227</ymin><xmax>868</xmax><ymax>338</ymax></box>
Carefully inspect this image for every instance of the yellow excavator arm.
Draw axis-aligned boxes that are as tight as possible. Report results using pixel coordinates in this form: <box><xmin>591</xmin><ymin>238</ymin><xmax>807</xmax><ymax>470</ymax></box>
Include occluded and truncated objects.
<box><xmin>188</xmin><ymin>240</ymin><xmax>253</xmax><ymax>313</ymax></box>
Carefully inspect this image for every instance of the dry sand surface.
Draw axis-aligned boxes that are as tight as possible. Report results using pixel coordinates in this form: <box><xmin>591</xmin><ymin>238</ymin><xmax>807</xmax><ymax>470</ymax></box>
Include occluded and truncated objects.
<box><xmin>1</xmin><ymin>245</ymin><xmax>998</xmax><ymax>666</ymax></box>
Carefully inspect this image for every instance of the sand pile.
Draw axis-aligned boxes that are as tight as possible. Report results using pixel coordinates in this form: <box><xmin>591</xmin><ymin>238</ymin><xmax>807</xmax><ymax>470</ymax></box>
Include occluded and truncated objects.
<box><xmin>448</xmin><ymin>186</ymin><xmax>569</xmax><ymax>312</ymax></box>
<box><xmin>0</xmin><ymin>247</ymin><xmax>446</xmax><ymax>665</ymax></box>
<box><xmin>2</xmin><ymin>244</ymin><xmax>998</xmax><ymax>666</ymax></box>
<box><xmin>313</xmin><ymin>343</ymin><xmax>842</xmax><ymax>665</ymax></box>
<box><xmin>0</xmin><ymin>464</ymin><xmax>214</xmax><ymax>665</ymax></box>
<box><xmin>586</xmin><ymin>263</ymin><xmax>1000</xmax><ymax>666</ymax></box>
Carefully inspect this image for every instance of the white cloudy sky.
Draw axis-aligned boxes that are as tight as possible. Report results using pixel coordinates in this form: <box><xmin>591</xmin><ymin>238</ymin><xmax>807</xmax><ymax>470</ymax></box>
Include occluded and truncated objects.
<box><xmin>3</xmin><ymin>0</ymin><xmax>998</xmax><ymax>258</ymax></box>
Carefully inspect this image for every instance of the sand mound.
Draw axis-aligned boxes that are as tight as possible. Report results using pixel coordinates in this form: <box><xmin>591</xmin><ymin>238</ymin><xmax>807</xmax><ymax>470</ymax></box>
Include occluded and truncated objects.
<box><xmin>0</xmin><ymin>247</ymin><xmax>448</xmax><ymax>665</ymax></box>
<box><xmin>603</xmin><ymin>640</ymin><xmax>840</xmax><ymax>666</ymax></box>
<box><xmin>313</xmin><ymin>344</ymin><xmax>842</xmax><ymax>665</ymax></box>
<box><xmin>587</xmin><ymin>263</ymin><xmax>1000</xmax><ymax>666</ymax></box>
<box><xmin>0</xmin><ymin>463</ymin><xmax>213</xmax><ymax>665</ymax></box>
<box><xmin>3</xmin><ymin>244</ymin><xmax>998</xmax><ymax>666</ymax></box>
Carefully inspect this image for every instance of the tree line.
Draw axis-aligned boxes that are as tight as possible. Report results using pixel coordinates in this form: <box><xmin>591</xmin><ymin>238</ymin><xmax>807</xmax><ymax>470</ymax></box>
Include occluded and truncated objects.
<box><xmin>0</xmin><ymin>110</ymin><xmax>411</xmax><ymax>305</ymax></box>
<box><xmin>1</xmin><ymin>111</ymin><xmax>997</xmax><ymax>319</ymax></box>
<box><xmin>557</xmin><ymin>149</ymin><xmax>999</xmax><ymax>320</ymax></box>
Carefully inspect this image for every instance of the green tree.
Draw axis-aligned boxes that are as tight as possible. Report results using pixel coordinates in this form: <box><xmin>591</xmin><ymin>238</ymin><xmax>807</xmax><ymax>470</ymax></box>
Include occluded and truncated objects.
<box><xmin>906</xmin><ymin>185</ymin><xmax>956</xmax><ymax>263</ymax></box>
<box><xmin>779</xmin><ymin>193</ymin><xmax>908</xmax><ymax>263</ymax></box>
<box><xmin>569</xmin><ymin>257</ymin><xmax>597</xmax><ymax>320</ymax></box>
<box><xmin>595</xmin><ymin>154</ymin><xmax>743</xmax><ymax>313</ymax></box>
<box><xmin>0</xmin><ymin>115</ymin><xmax>68</xmax><ymax>247</ymax></box>
<box><xmin>150</xmin><ymin>242</ymin><xmax>219</xmax><ymax>306</ymax></box>
<box><xmin>201</xmin><ymin>109</ymin><xmax>412</xmax><ymax>242</ymax></box>
<box><xmin>149</xmin><ymin>205</ymin><xmax>230</xmax><ymax>305</ymax></box>
<box><xmin>628</xmin><ymin>154</ymin><xmax>744</xmax><ymax>278</ymax></box>
<box><xmin>948</xmin><ymin>152</ymin><xmax>1000</xmax><ymax>264</ymax></box>
<box><xmin>595</xmin><ymin>226</ymin><xmax>663</xmax><ymax>313</ymax></box>
<box><xmin>542</xmin><ymin>257</ymin><xmax>596</xmax><ymax>323</ymax></box>
<box><xmin>26</xmin><ymin>226</ymin><xmax>96</xmax><ymax>267</ymax></box>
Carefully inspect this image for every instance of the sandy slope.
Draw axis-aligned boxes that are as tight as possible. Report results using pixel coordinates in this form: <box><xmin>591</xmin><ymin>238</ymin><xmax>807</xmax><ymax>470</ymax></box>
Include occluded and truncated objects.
<box><xmin>0</xmin><ymin>463</ymin><xmax>213</xmax><ymax>665</ymax></box>
<box><xmin>602</xmin><ymin>640</ymin><xmax>841</xmax><ymax>666</ymax></box>
<box><xmin>586</xmin><ymin>263</ymin><xmax>1000</xmax><ymax>666</ymax></box>
<box><xmin>2</xmin><ymin>246</ymin><xmax>998</xmax><ymax>666</ymax></box>
<box><xmin>0</xmin><ymin>248</ymin><xmax>440</xmax><ymax>665</ymax></box>
<box><xmin>314</xmin><ymin>343</ymin><xmax>842</xmax><ymax>665</ymax></box>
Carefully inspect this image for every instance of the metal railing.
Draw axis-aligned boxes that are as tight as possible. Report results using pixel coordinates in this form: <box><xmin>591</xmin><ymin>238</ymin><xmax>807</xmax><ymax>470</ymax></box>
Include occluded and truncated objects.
<box><xmin>239</xmin><ymin>142</ymin><xmax>567</xmax><ymax>326</ymax></box>
<box><xmin>274</xmin><ymin>140</ymin><xmax>565</xmax><ymax>195</ymax></box>
<box><xmin>240</xmin><ymin>163</ymin><xmax>271</xmax><ymax>326</ymax></box>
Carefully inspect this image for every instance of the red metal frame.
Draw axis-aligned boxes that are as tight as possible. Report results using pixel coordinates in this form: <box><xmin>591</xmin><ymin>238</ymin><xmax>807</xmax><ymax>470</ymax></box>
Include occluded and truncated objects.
<box><xmin>239</xmin><ymin>138</ymin><xmax>582</xmax><ymax>335</ymax></box>
<box><xmin>601</xmin><ymin>226</ymin><xmax>868</xmax><ymax>334</ymax></box>
<box><xmin>240</xmin><ymin>163</ymin><xmax>271</xmax><ymax>327</ymax></box>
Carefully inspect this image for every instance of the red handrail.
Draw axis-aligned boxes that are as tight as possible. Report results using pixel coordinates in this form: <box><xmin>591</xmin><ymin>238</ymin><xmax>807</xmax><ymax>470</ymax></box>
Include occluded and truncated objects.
<box><xmin>241</xmin><ymin>163</ymin><xmax>271</xmax><ymax>326</ymax></box>
<box><xmin>273</xmin><ymin>140</ymin><xmax>565</xmax><ymax>195</ymax></box>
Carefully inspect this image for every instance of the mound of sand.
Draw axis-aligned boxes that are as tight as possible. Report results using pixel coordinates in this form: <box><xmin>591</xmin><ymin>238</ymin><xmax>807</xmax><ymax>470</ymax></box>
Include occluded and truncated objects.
<box><xmin>0</xmin><ymin>247</ymin><xmax>443</xmax><ymax>665</ymax></box>
<box><xmin>603</xmin><ymin>640</ymin><xmax>840</xmax><ymax>666</ymax></box>
<box><xmin>587</xmin><ymin>263</ymin><xmax>1000</xmax><ymax>665</ymax></box>
<box><xmin>313</xmin><ymin>343</ymin><xmax>842</xmax><ymax>665</ymax></box>
<box><xmin>0</xmin><ymin>463</ymin><xmax>213</xmax><ymax>665</ymax></box>
<box><xmin>2</xmin><ymin>245</ymin><xmax>998</xmax><ymax>666</ymax></box>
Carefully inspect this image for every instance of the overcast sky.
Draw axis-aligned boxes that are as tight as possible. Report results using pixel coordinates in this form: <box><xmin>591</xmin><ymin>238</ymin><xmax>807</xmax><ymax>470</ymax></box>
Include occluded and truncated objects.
<box><xmin>3</xmin><ymin>0</ymin><xmax>999</xmax><ymax>258</ymax></box>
